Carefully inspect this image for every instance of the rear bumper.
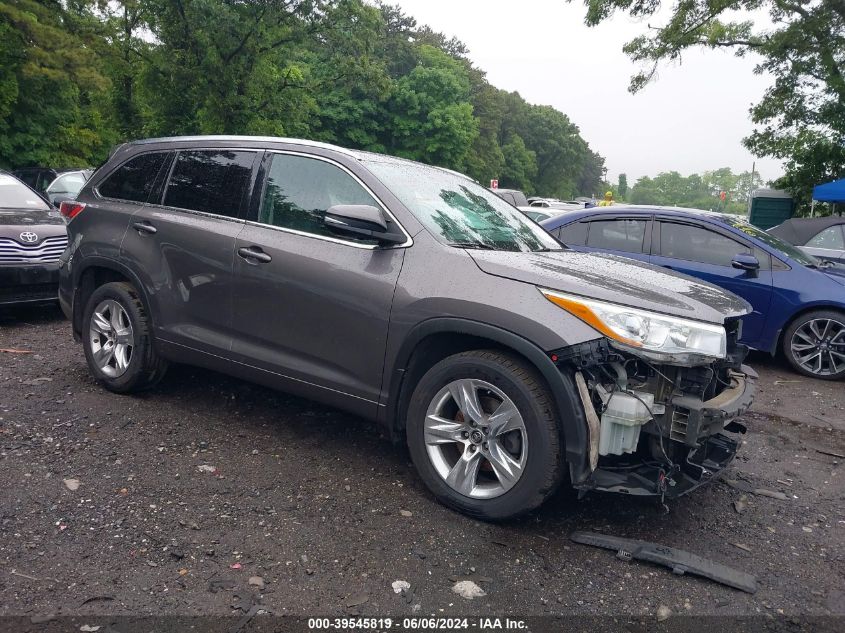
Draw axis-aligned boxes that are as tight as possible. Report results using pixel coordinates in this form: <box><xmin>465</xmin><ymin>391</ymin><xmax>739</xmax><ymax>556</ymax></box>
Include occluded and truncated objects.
<box><xmin>0</xmin><ymin>263</ymin><xmax>60</xmax><ymax>306</ymax></box>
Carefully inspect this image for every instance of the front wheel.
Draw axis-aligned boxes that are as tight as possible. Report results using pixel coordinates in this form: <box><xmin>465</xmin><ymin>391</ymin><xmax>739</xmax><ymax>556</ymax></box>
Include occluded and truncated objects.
<box><xmin>406</xmin><ymin>350</ymin><xmax>565</xmax><ymax>520</ymax></box>
<box><xmin>783</xmin><ymin>309</ymin><xmax>845</xmax><ymax>380</ymax></box>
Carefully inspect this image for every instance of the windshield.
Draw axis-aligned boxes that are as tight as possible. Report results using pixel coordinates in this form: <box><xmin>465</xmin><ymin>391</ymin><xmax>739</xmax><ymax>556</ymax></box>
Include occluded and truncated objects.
<box><xmin>364</xmin><ymin>158</ymin><xmax>561</xmax><ymax>252</ymax></box>
<box><xmin>0</xmin><ymin>174</ymin><xmax>49</xmax><ymax>210</ymax></box>
<box><xmin>723</xmin><ymin>216</ymin><xmax>819</xmax><ymax>266</ymax></box>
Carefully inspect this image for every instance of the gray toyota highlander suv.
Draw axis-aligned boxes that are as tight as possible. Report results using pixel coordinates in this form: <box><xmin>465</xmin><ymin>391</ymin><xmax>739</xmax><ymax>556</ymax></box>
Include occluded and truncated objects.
<box><xmin>59</xmin><ymin>136</ymin><xmax>757</xmax><ymax>519</ymax></box>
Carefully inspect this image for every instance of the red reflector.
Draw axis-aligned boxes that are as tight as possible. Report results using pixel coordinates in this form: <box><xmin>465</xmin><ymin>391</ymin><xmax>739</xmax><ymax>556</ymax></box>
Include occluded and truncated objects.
<box><xmin>59</xmin><ymin>201</ymin><xmax>86</xmax><ymax>220</ymax></box>
<box><xmin>550</xmin><ymin>354</ymin><xmax>559</xmax><ymax>362</ymax></box>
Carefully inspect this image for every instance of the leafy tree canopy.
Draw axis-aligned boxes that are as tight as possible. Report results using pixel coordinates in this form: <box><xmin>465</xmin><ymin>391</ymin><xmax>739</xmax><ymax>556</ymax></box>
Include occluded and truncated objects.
<box><xmin>0</xmin><ymin>0</ymin><xmax>606</xmax><ymax>198</ymax></box>
<box><xmin>578</xmin><ymin>0</ymin><xmax>844</xmax><ymax>211</ymax></box>
<box><xmin>629</xmin><ymin>167</ymin><xmax>763</xmax><ymax>214</ymax></box>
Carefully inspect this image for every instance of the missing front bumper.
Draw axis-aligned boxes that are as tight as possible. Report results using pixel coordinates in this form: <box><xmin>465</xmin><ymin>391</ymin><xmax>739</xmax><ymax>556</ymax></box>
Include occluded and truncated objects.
<box><xmin>558</xmin><ymin>336</ymin><xmax>757</xmax><ymax>497</ymax></box>
<box><xmin>575</xmin><ymin>432</ymin><xmax>740</xmax><ymax>498</ymax></box>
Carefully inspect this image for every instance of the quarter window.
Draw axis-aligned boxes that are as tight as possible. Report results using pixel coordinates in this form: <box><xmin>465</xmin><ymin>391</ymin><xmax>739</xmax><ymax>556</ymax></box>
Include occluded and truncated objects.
<box><xmin>586</xmin><ymin>219</ymin><xmax>647</xmax><ymax>253</ymax></box>
<box><xmin>259</xmin><ymin>153</ymin><xmax>380</xmax><ymax>243</ymax></box>
<box><xmin>164</xmin><ymin>150</ymin><xmax>256</xmax><ymax>218</ymax></box>
<box><xmin>807</xmin><ymin>226</ymin><xmax>845</xmax><ymax>249</ymax></box>
<box><xmin>659</xmin><ymin>222</ymin><xmax>749</xmax><ymax>267</ymax></box>
<box><xmin>98</xmin><ymin>152</ymin><xmax>168</xmax><ymax>203</ymax></box>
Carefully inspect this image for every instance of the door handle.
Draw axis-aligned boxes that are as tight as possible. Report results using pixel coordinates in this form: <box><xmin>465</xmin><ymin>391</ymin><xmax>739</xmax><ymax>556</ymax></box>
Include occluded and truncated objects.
<box><xmin>132</xmin><ymin>221</ymin><xmax>157</xmax><ymax>235</ymax></box>
<box><xmin>237</xmin><ymin>246</ymin><xmax>272</xmax><ymax>264</ymax></box>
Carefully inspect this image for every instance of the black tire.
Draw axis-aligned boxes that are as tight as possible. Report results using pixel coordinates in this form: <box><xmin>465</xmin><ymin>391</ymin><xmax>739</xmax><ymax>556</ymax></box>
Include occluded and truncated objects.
<box><xmin>82</xmin><ymin>281</ymin><xmax>168</xmax><ymax>393</ymax></box>
<box><xmin>406</xmin><ymin>350</ymin><xmax>565</xmax><ymax>520</ymax></box>
<box><xmin>782</xmin><ymin>309</ymin><xmax>845</xmax><ymax>380</ymax></box>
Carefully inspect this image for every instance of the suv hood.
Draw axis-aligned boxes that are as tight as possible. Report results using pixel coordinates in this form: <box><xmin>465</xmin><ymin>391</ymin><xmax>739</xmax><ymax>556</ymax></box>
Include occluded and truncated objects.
<box><xmin>469</xmin><ymin>250</ymin><xmax>751</xmax><ymax>324</ymax></box>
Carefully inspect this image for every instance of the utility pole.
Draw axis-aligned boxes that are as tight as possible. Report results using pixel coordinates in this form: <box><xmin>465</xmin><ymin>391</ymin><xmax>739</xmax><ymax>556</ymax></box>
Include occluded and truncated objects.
<box><xmin>747</xmin><ymin>161</ymin><xmax>755</xmax><ymax>217</ymax></box>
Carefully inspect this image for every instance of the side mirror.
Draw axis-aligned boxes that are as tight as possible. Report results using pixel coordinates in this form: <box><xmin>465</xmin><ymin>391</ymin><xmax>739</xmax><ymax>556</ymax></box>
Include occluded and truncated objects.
<box><xmin>324</xmin><ymin>205</ymin><xmax>405</xmax><ymax>245</ymax></box>
<box><xmin>731</xmin><ymin>253</ymin><xmax>760</xmax><ymax>274</ymax></box>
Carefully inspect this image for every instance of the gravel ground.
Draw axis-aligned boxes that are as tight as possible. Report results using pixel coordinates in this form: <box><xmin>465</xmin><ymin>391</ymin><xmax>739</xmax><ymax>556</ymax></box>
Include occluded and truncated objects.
<box><xmin>1</xmin><ymin>305</ymin><xmax>843</xmax><ymax>622</ymax></box>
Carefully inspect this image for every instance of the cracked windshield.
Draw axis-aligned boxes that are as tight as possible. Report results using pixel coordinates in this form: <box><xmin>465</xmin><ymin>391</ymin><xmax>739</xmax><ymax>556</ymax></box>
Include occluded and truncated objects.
<box><xmin>365</xmin><ymin>159</ymin><xmax>561</xmax><ymax>252</ymax></box>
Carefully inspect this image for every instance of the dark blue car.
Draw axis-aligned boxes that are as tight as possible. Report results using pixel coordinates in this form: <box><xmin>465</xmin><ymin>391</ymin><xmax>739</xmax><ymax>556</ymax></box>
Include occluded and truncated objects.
<box><xmin>541</xmin><ymin>206</ymin><xmax>845</xmax><ymax>380</ymax></box>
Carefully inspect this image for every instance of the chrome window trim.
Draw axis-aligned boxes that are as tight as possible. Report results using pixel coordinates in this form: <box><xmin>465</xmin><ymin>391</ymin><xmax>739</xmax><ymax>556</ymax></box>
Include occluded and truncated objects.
<box><xmin>248</xmin><ymin>149</ymin><xmax>413</xmax><ymax>251</ymax></box>
<box><xmin>141</xmin><ymin>203</ymin><xmax>248</xmax><ymax>225</ymax></box>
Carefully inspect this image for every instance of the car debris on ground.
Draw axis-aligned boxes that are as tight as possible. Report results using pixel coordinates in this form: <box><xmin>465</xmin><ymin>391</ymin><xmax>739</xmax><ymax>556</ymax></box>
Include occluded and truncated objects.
<box><xmin>570</xmin><ymin>531</ymin><xmax>759</xmax><ymax>594</ymax></box>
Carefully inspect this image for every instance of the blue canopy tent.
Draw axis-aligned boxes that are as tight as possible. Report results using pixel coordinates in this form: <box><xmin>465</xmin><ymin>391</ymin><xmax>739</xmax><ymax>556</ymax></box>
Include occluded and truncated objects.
<box><xmin>813</xmin><ymin>178</ymin><xmax>845</xmax><ymax>202</ymax></box>
<box><xmin>812</xmin><ymin>178</ymin><xmax>845</xmax><ymax>215</ymax></box>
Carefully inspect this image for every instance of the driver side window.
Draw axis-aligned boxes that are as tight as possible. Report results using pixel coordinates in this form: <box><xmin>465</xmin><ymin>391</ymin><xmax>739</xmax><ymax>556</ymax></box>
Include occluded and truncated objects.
<box><xmin>659</xmin><ymin>222</ymin><xmax>750</xmax><ymax>267</ymax></box>
<box><xmin>259</xmin><ymin>153</ymin><xmax>379</xmax><ymax>244</ymax></box>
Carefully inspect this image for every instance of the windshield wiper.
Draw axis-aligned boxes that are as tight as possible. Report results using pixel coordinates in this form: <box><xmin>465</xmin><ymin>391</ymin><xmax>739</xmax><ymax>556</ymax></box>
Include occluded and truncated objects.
<box><xmin>446</xmin><ymin>242</ymin><xmax>496</xmax><ymax>250</ymax></box>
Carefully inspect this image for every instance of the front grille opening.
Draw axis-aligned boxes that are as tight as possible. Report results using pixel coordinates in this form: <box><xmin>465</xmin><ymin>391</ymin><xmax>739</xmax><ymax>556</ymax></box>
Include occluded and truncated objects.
<box><xmin>0</xmin><ymin>236</ymin><xmax>68</xmax><ymax>264</ymax></box>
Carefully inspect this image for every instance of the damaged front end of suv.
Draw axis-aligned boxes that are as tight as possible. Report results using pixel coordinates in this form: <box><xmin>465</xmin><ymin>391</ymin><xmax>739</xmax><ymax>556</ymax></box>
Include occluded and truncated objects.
<box><xmin>542</xmin><ymin>289</ymin><xmax>757</xmax><ymax>500</ymax></box>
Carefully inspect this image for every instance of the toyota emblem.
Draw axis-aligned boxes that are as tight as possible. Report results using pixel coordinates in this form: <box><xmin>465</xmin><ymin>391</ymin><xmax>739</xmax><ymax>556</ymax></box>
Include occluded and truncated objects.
<box><xmin>19</xmin><ymin>231</ymin><xmax>38</xmax><ymax>243</ymax></box>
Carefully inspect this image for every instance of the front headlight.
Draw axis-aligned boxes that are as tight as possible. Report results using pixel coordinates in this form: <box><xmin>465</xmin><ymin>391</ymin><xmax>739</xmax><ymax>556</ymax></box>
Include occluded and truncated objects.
<box><xmin>540</xmin><ymin>288</ymin><xmax>726</xmax><ymax>362</ymax></box>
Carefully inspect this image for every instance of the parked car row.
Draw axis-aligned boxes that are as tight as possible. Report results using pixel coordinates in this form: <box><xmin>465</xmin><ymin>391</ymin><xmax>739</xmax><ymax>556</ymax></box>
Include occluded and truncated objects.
<box><xmin>0</xmin><ymin>136</ymin><xmax>839</xmax><ymax>521</ymax></box>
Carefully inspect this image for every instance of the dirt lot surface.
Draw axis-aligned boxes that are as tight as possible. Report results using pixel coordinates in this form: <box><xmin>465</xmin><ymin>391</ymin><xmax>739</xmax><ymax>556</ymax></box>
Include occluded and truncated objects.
<box><xmin>1</xmin><ymin>305</ymin><xmax>843</xmax><ymax>625</ymax></box>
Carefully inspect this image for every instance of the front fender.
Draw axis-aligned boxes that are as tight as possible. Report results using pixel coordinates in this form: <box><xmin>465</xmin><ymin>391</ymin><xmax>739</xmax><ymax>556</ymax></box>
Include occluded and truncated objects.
<box><xmin>383</xmin><ymin>317</ymin><xmax>593</xmax><ymax>484</ymax></box>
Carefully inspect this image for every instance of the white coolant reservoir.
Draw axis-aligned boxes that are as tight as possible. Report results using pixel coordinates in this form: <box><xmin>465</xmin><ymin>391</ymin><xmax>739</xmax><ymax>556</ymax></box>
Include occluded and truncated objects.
<box><xmin>598</xmin><ymin>391</ymin><xmax>655</xmax><ymax>456</ymax></box>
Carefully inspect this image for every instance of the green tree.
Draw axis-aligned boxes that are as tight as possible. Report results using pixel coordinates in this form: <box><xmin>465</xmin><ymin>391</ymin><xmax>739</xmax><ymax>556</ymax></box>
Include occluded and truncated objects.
<box><xmin>629</xmin><ymin>167</ymin><xmax>759</xmax><ymax>213</ymax></box>
<box><xmin>0</xmin><ymin>0</ymin><xmax>607</xmax><ymax>191</ymax></box>
<box><xmin>500</xmin><ymin>133</ymin><xmax>538</xmax><ymax>191</ymax></box>
<box><xmin>577</xmin><ymin>149</ymin><xmax>606</xmax><ymax>197</ymax></box>
<box><xmin>386</xmin><ymin>45</ymin><xmax>479</xmax><ymax>169</ymax></box>
<box><xmin>617</xmin><ymin>173</ymin><xmax>627</xmax><ymax>199</ymax></box>
<box><xmin>577</xmin><ymin>0</ymin><xmax>845</xmax><ymax>211</ymax></box>
<box><xmin>0</xmin><ymin>0</ymin><xmax>113</xmax><ymax>168</ymax></box>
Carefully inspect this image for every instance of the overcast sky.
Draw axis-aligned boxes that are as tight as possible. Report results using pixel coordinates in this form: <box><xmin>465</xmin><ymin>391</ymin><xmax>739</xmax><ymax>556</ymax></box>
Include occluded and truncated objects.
<box><xmin>392</xmin><ymin>0</ymin><xmax>783</xmax><ymax>185</ymax></box>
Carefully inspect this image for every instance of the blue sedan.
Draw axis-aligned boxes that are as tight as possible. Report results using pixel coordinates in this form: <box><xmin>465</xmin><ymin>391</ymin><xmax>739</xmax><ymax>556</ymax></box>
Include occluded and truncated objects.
<box><xmin>541</xmin><ymin>206</ymin><xmax>845</xmax><ymax>380</ymax></box>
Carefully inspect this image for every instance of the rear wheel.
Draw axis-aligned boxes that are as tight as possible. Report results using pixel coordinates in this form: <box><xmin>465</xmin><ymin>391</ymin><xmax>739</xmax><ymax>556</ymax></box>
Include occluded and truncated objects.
<box><xmin>783</xmin><ymin>309</ymin><xmax>845</xmax><ymax>380</ymax></box>
<box><xmin>82</xmin><ymin>282</ymin><xmax>168</xmax><ymax>392</ymax></box>
<box><xmin>406</xmin><ymin>350</ymin><xmax>564</xmax><ymax>520</ymax></box>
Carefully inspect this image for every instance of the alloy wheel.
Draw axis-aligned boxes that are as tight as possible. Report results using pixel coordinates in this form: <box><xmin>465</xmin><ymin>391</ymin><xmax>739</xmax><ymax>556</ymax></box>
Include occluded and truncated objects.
<box><xmin>424</xmin><ymin>378</ymin><xmax>528</xmax><ymax>499</ymax></box>
<box><xmin>89</xmin><ymin>299</ymin><xmax>134</xmax><ymax>378</ymax></box>
<box><xmin>790</xmin><ymin>317</ymin><xmax>845</xmax><ymax>377</ymax></box>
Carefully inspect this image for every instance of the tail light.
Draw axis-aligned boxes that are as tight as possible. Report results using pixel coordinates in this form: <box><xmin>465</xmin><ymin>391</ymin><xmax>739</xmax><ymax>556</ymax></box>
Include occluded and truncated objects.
<box><xmin>59</xmin><ymin>201</ymin><xmax>86</xmax><ymax>221</ymax></box>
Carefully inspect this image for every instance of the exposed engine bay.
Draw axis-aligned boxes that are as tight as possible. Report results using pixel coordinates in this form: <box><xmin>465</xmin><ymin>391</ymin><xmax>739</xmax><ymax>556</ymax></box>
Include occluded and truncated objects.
<box><xmin>554</xmin><ymin>319</ymin><xmax>757</xmax><ymax>498</ymax></box>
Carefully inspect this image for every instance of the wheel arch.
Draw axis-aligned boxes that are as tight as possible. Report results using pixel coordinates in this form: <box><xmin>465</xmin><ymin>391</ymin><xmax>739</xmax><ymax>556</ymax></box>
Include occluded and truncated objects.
<box><xmin>71</xmin><ymin>257</ymin><xmax>151</xmax><ymax>340</ymax></box>
<box><xmin>383</xmin><ymin>318</ymin><xmax>590</xmax><ymax>482</ymax></box>
<box><xmin>773</xmin><ymin>303</ymin><xmax>845</xmax><ymax>356</ymax></box>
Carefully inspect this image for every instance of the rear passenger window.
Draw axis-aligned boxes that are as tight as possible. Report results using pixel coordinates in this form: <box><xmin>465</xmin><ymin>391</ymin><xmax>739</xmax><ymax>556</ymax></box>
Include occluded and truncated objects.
<box><xmin>586</xmin><ymin>219</ymin><xmax>647</xmax><ymax>253</ymax></box>
<box><xmin>259</xmin><ymin>153</ymin><xmax>380</xmax><ymax>243</ymax></box>
<box><xmin>98</xmin><ymin>152</ymin><xmax>167</xmax><ymax>203</ymax></box>
<box><xmin>558</xmin><ymin>221</ymin><xmax>588</xmax><ymax>245</ymax></box>
<box><xmin>164</xmin><ymin>150</ymin><xmax>256</xmax><ymax>218</ymax></box>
